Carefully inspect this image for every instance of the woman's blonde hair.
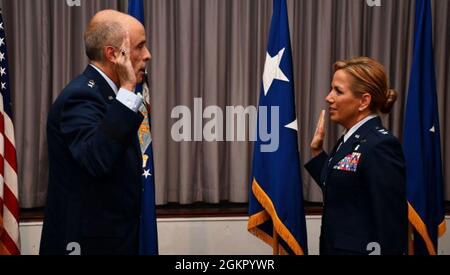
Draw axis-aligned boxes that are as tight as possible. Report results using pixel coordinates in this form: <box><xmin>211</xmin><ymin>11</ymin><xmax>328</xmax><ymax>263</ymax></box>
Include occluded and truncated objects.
<box><xmin>334</xmin><ymin>57</ymin><xmax>397</xmax><ymax>114</ymax></box>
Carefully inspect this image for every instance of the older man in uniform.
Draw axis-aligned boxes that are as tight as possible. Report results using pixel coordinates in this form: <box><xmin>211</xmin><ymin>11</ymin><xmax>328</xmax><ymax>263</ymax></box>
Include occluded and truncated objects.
<box><xmin>40</xmin><ymin>10</ymin><xmax>151</xmax><ymax>255</ymax></box>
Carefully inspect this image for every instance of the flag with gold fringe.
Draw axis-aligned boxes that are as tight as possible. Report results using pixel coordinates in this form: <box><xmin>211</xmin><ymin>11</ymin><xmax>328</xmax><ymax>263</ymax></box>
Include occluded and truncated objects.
<box><xmin>404</xmin><ymin>0</ymin><xmax>446</xmax><ymax>255</ymax></box>
<box><xmin>128</xmin><ymin>0</ymin><xmax>158</xmax><ymax>255</ymax></box>
<box><xmin>248</xmin><ymin>0</ymin><xmax>307</xmax><ymax>255</ymax></box>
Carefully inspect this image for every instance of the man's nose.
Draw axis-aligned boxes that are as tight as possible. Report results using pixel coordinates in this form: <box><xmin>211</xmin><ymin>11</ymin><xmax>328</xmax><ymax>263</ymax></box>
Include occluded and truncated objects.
<box><xmin>144</xmin><ymin>47</ymin><xmax>151</xmax><ymax>61</ymax></box>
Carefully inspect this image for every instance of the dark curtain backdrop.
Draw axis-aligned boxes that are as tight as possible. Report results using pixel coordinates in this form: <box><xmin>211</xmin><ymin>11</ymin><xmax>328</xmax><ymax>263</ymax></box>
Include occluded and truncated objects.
<box><xmin>1</xmin><ymin>0</ymin><xmax>448</xmax><ymax>208</ymax></box>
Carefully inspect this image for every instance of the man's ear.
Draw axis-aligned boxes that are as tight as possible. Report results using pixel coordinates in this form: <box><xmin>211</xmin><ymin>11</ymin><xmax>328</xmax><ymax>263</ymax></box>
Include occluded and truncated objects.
<box><xmin>104</xmin><ymin>46</ymin><xmax>116</xmax><ymax>63</ymax></box>
<box><xmin>359</xmin><ymin>93</ymin><xmax>372</xmax><ymax>112</ymax></box>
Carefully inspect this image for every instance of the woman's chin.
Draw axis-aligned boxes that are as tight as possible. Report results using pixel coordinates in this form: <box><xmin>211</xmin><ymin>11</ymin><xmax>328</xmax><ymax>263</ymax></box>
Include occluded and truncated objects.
<box><xmin>328</xmin><ymin>114</ymin><xmax>338</xmax><ymax>123</ymax></box>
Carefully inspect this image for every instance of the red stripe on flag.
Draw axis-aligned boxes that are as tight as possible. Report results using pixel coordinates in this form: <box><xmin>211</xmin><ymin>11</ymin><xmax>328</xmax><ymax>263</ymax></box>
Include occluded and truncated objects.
<box><xmin>4</xmin><ymin>135</ymin><xmax>18</xmax><ymax>172</ymax></box>
<box><xmin>0</xmin><ymin>228</ymin><xmax>20</xmax><ymax>255</ymax></box>
<box><xmin>3</xmin><ymin>185</ymin><xmax>19</xmax><ymax>222</ymax></box>
<box><xmin>0</xmin><ymin>197</ymin><xmax>4</xmax><ymax>220</ymax></box>
<box><xmin>0</xmin><ymin>154</ymin><xmax>4</xmax><ymax>176</ymax></box>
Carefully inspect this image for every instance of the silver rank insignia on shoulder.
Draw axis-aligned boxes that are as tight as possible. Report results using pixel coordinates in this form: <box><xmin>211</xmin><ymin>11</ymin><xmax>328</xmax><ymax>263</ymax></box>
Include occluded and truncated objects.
<box><xmin>378</xmin><ymin>129</ymin><xmax>389</xmax><ymax>135</ymax></box>
<box><xmin>88</xmin><ymin>80</ymin><xmax>95</xmax><ymax>88</ymax></box>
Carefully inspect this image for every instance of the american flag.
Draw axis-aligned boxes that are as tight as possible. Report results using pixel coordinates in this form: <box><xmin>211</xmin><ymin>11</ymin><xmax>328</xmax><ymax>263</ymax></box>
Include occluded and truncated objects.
<box><xmin>0</xmin><ymin>11</ymin><xmax>20</xmax><ymax>255</ymax></box>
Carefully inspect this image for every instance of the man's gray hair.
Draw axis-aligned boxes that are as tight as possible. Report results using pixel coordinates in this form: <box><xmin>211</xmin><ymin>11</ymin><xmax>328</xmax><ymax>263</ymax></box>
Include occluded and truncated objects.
<box><xmin>84</xmin><ymin>21</ymin><xmax>125</xmax><ymax>62</ymax></box>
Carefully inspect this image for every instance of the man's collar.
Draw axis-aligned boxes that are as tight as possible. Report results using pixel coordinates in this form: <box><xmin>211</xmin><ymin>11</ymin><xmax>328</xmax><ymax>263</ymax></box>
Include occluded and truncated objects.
<box><xmin>89</xmin><ymin>64</ymin><xmax>118</xmax><ymax>94</ymax></box>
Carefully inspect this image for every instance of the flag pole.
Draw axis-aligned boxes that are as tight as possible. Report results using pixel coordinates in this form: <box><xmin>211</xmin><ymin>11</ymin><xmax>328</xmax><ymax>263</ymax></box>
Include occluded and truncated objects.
<box><xmin>408</xmin><ymin>223</ymin><xmax>414</xmax><ymax>255</ymax></box>
<box><xmin>273</xmin><ymin>226</ymin><xmax>279</xmax><ymax>255</ymax></box>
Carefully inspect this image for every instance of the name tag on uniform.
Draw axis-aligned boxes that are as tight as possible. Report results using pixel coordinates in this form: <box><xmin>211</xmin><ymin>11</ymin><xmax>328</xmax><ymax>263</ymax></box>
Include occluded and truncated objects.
<box><xmin>333</xmin><ymin>152</ymin><xmax>362</xmax><ymax>172</ymax></box>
